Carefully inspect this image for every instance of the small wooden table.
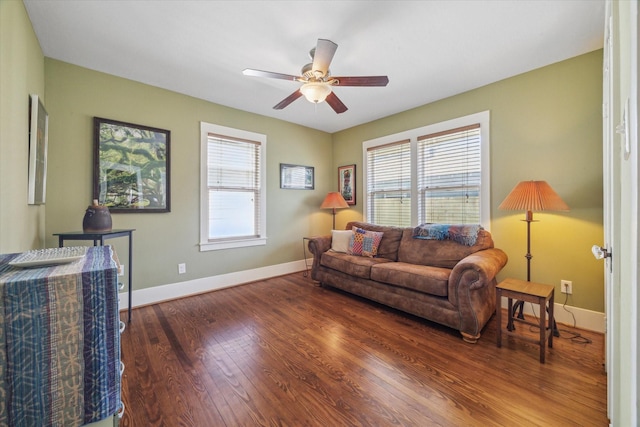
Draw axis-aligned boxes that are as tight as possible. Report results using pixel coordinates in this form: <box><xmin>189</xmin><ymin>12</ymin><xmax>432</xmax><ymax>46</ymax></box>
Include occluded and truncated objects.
<box><xmin>496</xmin><ymin>277</ymin><xmax>554</xmax><ymax>363</ymax></box>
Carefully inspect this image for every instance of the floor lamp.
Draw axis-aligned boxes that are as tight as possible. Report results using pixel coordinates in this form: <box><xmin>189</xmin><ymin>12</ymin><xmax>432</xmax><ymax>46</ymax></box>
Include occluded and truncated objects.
<box><xmin>321</xmin><ymin>192</ymin><xmax>349</xmax><ymax>230</ymax></box>
<box><xmin>498</xmin><ymin>181</ymin><xmax>569</xmax><ymax>334</ymax></box>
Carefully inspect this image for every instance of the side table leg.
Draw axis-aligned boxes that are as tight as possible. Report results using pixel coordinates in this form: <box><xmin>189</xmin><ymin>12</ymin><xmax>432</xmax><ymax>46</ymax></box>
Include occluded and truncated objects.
<box><xmin>506</xmin><ymin>297</ymin><xmax>514</xmax><ymax>331</ymax></box>
<box><xmin>539</xmin><ymin>296</ymin><xmax>546</xmax><ymax>363</ymax></box>
<box><xmin>548</xmin><ymin>291</ymin><xmax>554</xmax><ymax>349</ymax></box>
<box><xmin>496</xmin><ymin>289</ymin><xmax>502</xmax><ymax>348</ymax></box>
<box><xmin>128</xmin><ymin>232</ymin><xmax>133</xmax><ymax>323</ymax></box>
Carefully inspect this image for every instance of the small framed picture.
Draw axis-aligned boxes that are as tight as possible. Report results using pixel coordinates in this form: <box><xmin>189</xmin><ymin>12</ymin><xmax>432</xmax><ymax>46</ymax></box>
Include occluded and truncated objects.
<box><xmin>338</xmin><ymin>164</ymin><xmax>356</xmax><ymax>205</ymax></box>
<box><xmin>280</xmin><ymin>164</ymin><xmax>314</xmax><ymax>190</ymax></box>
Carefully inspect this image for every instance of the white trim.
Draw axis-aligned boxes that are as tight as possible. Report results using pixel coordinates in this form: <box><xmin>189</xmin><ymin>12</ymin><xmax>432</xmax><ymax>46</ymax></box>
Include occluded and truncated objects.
<box><xmin>199</xmin><ymin>122</ymin><xmax>267</xmax><ymax>251</ymax></box>
<box><xmin>119</xmin><ymin>259</ymin><xmax>307</xmax><ymax>309</ymax></box>
<box><xmin>499</xmin><ymin>297</ymin><xmax>605</xmax><ymax>333</ymax></box>
<box><xmin>199</xmin><ymin>237</ymin><xmax>267</xmax><ymax>251</ymax></box>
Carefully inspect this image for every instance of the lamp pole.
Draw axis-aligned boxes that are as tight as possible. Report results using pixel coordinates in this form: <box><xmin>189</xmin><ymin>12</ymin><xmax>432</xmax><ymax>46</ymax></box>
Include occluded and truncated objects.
<box><xmin>510</xmin><ymin>209</ymin><xmax>558</xmax><ymax>336</ymax></box>
<box><xmin>511</xmin><ymin>211</ymin><xmax>533</xmax><ymax>323</ymax></box>
<box><xmin>525</xmin><ymin>209</ymin><xmax>533</xmax><ymax>281</ymax></box>
<box><xmin>331</xmin><ymin>208</ymin><xmax>337</xmax><ymax>230</ymax></box>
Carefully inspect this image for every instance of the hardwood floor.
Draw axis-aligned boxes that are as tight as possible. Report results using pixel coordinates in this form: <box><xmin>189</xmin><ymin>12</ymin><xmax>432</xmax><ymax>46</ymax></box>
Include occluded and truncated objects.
<box><xmin>119</xmin><ymin>273</ymin><xmax>607</xmax><ymax>426</ymax></box>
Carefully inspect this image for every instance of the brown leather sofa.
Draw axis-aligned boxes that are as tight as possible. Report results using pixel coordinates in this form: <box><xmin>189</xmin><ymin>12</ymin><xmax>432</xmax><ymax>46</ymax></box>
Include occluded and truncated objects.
<box><xmin>307</xmin><ymin>221</ymin><xmax>508</xmax><ymax>343</ymax></box>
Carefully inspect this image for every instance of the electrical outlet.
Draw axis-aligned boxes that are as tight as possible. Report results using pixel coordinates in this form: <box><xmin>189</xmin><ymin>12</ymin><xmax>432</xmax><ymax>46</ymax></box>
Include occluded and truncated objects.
<box><xmin>178</xmin><ymin>263</ymin><xmax>186</xmax><ymax>274</ymax></box>
<box><xmin>561</xmin><ymin>279</ymin><xmax>572</xmax><ymax>295</ymax></box>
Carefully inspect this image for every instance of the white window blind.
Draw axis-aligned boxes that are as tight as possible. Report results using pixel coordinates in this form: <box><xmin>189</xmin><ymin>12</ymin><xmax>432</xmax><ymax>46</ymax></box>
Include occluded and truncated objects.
<box><xmin>366</xmin><ymin>139</ymin><xmax>412</xmax><ymax>226</ymax></box>
<box><xmin>362</xmin><ymin>111</ymin><xmax>490</xmax><ymax>229</ymax></box>
<box><xmin>200</xmin><ymin>122</ymin><xmax>266</xmax><ymax>251</ymax></box>
<box><xmin>417</xmin><ymin>124</ymin><xmax>481</xmax><ymax>224</ymax></box>
<box><xmin>207</xmin><ymin>134</ymin><xmax>261</xmax><ymax>240</ymax></box>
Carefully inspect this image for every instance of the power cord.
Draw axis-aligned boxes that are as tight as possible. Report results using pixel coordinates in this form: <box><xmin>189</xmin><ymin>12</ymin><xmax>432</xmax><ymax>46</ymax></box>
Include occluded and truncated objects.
<box><xmin>526</xmin><ymin>292</ymin><xmax>592</xmax><ymax>344</ymax></box>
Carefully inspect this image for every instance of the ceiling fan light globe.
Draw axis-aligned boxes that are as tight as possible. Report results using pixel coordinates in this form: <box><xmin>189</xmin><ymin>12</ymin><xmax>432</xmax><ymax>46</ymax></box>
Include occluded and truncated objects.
<box><xmin>300</xmin><ymin>82</ymin><xmax>331</xmax><ymax>103</ymax></box>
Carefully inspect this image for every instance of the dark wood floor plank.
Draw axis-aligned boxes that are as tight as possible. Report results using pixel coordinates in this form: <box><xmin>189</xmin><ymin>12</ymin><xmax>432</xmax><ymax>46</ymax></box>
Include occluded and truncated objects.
<box><xmin>233</xmin><ymin>278</ymin><xmax>442</xmax><ymax>425</ymax></box>
<box><xmin>120</xmin><ymin>272</ymin><xmax>608</xmax><ymax>426</ymax></box>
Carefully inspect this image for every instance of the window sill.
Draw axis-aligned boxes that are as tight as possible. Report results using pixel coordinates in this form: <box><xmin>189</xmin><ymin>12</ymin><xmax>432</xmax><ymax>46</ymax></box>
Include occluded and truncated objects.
<box><xmin>199</xmin><ymin>237</ymin><xmax>267</xmax><ymax>252</ymax></box>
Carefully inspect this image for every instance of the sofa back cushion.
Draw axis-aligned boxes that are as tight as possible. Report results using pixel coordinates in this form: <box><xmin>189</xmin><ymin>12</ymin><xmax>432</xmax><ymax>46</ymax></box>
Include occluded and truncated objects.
<box><xmin>397</xmin><ymin>228</ymin><xmax>494</xmax><ymax>268</ymax></box>
<box><xmin>346</xmin><ymin>222</ymin><xmax>404</xmax><ymax>261</ymax></box>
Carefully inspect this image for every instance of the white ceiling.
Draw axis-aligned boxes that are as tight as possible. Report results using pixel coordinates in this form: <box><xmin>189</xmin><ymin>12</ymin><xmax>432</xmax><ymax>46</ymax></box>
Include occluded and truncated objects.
<box><xmin>23</xmin><ymin>0</ymin><xmax>605</xmax><ymax>133</ymax></box>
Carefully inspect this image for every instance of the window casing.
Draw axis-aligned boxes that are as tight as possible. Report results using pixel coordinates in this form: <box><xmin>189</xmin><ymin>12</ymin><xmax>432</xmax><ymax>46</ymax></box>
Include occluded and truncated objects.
<box><xmin>363</xmin><ymin>111</ymin><xmax>490</xmax><ymax>229</ymax></box>
<box><xmin>200</xmin><ymin>122</ymin><xmax>266</xmax><ymax>251</ymax></box>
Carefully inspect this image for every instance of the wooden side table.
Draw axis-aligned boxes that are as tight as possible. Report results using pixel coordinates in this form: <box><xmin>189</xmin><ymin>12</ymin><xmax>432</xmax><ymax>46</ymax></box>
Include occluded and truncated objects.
<box><xmin>496</xmin><ymin>277</ymin><xmax>554</xmax><ymax>363</ymax></box>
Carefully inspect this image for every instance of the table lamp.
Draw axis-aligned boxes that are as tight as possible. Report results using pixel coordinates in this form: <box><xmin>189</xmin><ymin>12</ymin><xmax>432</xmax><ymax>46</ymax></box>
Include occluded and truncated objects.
<box><xmin>321</xmin><ymin>192</ymin><xmax>349</xmax><ymax>230</ymax></box>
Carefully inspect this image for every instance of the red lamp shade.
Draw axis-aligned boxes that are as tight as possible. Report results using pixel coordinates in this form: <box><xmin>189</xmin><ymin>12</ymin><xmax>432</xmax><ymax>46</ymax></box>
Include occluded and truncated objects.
<box><xmin>321</xmin><ymin>192</ymin><xmax>349</xmax><ymax>230</ymax></box>
<box><xmin>320</xmin><ymin>192</ymin><xmax>349</xmax><ymax>210</ymax></box>
<box><xmin>499</xmin><ymin>181</ymin><xmax>569</xmax><ymax>220</ymax></box>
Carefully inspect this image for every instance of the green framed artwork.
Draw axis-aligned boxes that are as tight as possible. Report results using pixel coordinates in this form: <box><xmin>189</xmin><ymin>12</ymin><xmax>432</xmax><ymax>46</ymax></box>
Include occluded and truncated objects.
<box><xmin>93</xmin><ymin>117</ymin><xmax>170</xmax><ymax>213</ymax></box>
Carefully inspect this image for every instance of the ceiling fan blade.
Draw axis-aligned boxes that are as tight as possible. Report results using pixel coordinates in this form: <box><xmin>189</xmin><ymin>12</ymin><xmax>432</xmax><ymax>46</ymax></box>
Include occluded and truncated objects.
<box><xmin>243</xmin><ymin>68</ymin><xmax>302</xmax><ymax>82</ymax></box>
<box><xmin>273</xmin><ymin>90</ymin><xmax>303</xmax><ymax>110</ymax></box>
<box><xmin>332</xmin><ymin>76</ymin><xmax>389</xmax><ymax>86</ymax></box>
<box><xmin>325</xmin><ymin>92</ymin><xmax>348</xmax><ymax>114</ymax></box>
<box><xmin>312</xmin><ymin>39</ymin><xmax>338</xmax><ymax>76</ymax></box>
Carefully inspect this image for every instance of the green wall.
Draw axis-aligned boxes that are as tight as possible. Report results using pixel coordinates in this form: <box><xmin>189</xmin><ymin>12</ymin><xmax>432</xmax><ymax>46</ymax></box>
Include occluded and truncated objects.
<box><xmin>0</xmin><ymin>0</ymin><xmax>46</xmax><ymax>252</ymax></box>
<box><xmin>333</xmin><ymin>50</ymin><xmax>604</xmax><ymax>312</ymax></box>
<box><xmin>43</xmin><ymin>59</ymin><xmax>333</xmax><ymax>291</ymax></box>
<box><xmin>2</xmin><ymin>2</ymin><xmax>604</xmax><ymax>313</ymax></box>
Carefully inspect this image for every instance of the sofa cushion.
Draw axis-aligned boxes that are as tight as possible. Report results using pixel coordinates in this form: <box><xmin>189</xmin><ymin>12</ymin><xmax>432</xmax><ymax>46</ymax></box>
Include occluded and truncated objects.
<box><xmin>330</xmin><ymin>230</ymin><xmax>352</xmax><ymax>253</ymax></box>
<box><xmin>397</xmin><ymin>228</ymin><xmax>494</xmax><ymax>269</ymax></box>
<box><xmin>348</xmin><ymin>227</ymin><xmax>384</xmax><ymax>257</ymax></box>
<box><xmin>346</xmin><ymin>221</ymin><xmax>404</xmax><ymax>261</ymax></box>
<box><xmin>321</xmin><ymin>251</ymin><xmax>393</xmax><ymax>279</ymax></box>
<box><xmin>370</xmin><ymin>262</ymin><xmax>451</xmax><ymax>297</ymax></box>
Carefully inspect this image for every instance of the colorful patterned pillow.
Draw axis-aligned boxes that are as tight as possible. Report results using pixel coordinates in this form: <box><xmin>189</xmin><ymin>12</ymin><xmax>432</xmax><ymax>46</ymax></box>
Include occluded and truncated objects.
<box><xmin>348</xmin><ymin>227</ymin><xmax>384</xmax><ymax>257</ymax></box>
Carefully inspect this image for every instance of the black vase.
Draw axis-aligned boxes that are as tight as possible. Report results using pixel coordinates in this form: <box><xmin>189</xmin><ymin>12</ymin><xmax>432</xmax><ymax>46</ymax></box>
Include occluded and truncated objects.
<box><xmin>83</xmin><ymin>200</ymin><xmax>112</xmax><ymax>232</ymax></box>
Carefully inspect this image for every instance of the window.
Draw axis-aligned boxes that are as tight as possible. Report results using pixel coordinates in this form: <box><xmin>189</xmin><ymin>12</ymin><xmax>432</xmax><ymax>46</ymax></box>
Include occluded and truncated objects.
<box><xmin>363</xmin><ymin>111</ymin><xmax>490</xmax><ymax>228</ymax></box>
<box><xmin>366</xmin><ymin>140</ymin><xmax>412</xmax><ymax>226</ymax></box>
<box><xmin>200</xmin><ymin>122</ymin><xmax>266</xmax><ymax>251</ymax></box>
<box><xmin>417</xmin><ymin>124</ymin><xmax>481</xmax><ymax>224</ymax></box>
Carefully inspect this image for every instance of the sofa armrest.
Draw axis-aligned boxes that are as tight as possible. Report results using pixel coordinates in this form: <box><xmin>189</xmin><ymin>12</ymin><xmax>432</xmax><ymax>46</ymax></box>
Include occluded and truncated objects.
<box><xmin>307</xmin><ymin>235</ymin><xmax>331</xmax><ymax>280</ymax></box>
<box><xmin>448</xmin><ymin>248</ymin><xmax>508</xmax><ymax>340</ymax></box>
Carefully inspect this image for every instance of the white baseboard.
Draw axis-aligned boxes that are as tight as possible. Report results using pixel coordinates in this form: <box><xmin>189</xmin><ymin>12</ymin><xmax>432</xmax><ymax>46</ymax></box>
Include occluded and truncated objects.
<box><xmin>118</xmin><ymin>259</ymin><xmax>309</xmax><ymax>310</ymax></box>
<box><xmin>500</xmin><ymin>296</ymin><xmax>605</xmax><ymax>333</ymax></box>
<box><xmin>118</xmin><ymin>261</ymin><xmax>604</xmax><ymax>334</ymax></box>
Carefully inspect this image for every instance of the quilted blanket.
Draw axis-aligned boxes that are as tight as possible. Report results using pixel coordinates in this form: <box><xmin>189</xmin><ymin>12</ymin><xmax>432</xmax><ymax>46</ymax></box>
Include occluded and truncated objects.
<box><xmin>0</xmin><ymin>246</ymin><xmax>120</xmax><ymax>427</ymax></box>
<box><xmin>413</xmin><ymin>223</ymin><xmax>482</xmax><ymax>246</ymax></box>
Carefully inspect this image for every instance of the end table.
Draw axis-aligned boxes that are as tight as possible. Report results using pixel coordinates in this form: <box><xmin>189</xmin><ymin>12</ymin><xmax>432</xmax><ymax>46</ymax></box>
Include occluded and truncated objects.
<box><xmin>496</xmin><ymin>277</ymin><xmax>554</xmax><ymax>363</ymax></box>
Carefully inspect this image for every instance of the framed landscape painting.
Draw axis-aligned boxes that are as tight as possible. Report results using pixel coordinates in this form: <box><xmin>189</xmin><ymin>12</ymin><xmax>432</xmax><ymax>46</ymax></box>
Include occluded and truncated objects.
<box><xmin>93</xmin><ymin>117</ymin><xmax>170</xmax><ymax>213</ymax></box>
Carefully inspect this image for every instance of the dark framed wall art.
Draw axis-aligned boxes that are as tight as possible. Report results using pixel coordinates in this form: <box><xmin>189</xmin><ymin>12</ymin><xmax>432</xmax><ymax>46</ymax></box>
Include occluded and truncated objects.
<box><xmin>338</xmin><ymin>164</ymin><xmax>356</xmax><ymax>205</ymax></box>
<box><xmin>280</xmin><ymin>164</ymin><xmax>314</xmax><ymax>190</ymax></box>
<box><xmin>93</xmin><ymin>117</ymin><xmax>170</xmax><ymax>213</ymax></box>
<box><xmin>28</xmin><ymin>94</ymin><xmax>49</xmax><ymax>205</ymax></box>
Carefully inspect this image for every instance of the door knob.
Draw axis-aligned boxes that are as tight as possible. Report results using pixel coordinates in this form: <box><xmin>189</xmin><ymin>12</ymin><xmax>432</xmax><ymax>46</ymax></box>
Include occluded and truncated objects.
<box><xmin>592</xmin><ymin>245</ymin><xmax>611</xmax><ymax>260</ymax></box>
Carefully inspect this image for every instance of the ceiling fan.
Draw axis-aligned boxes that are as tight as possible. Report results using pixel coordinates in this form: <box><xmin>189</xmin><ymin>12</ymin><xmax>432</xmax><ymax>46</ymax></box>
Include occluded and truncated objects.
<box><xmin>243</xmin><ymin>39</ymin><xmax>389</xmax><ymax>114</ymax></box>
